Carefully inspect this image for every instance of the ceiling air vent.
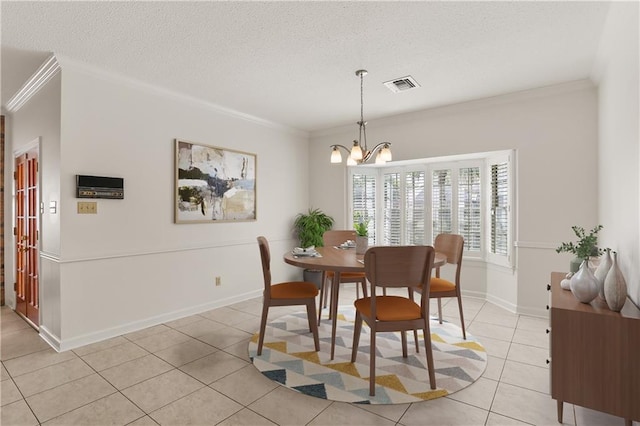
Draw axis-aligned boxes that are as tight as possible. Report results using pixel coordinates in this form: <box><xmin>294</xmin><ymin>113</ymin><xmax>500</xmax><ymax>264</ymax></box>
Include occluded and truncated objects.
<box><xmin>383</xmin><ymin>75</ymin><xmax>420</xmax><ymax>93</ymax></box>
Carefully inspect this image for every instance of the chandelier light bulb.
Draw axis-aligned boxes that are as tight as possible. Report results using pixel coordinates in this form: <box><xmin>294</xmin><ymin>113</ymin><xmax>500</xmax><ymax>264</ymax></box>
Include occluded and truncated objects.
<box><xmin>351</xmin><ymin>140</ymin><xmax>363</xmax><ymax>161</ymax></box>
<box><xmin>380</xmin><ymin>144</ymin><xmax>392</xmax><ymax>162</ymax></box>
<box><xmin>331</xmin><ymin>146</ymin><xmax>342</xmax><ymax>163</ymax></box>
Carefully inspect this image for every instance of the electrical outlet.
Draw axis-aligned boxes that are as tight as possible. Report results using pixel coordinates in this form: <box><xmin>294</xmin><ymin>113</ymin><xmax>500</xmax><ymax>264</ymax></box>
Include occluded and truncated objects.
<box><xmin>215</xmin><ymin>276</ymin><xmax>221</xmax><ymax>286</ymax></box>
<box><xmin>77</xmin><ymin>201</ymin><xmax>97</xmax><ymax>214</ymax></box>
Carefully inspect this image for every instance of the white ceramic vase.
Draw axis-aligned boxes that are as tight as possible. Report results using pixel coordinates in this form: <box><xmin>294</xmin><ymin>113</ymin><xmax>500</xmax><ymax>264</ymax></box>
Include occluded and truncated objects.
<box><xmin>570</xmin><ymin>260</ymin><xmax>599</xmax><ymax>304</ymax></box>
<box><xmin>355</xmin><ymin>235</ymin><xmax>368</xmax><ymax>255</ymax></box>
<box><xmin>594</xmin><ymin>248</ymin><xmax>612</xmax><ymax>299</ymax></box>
<box><xmin>604</xmin><ymin>251</ymin><xmax>627</xmax><ymax>312</ymax></box>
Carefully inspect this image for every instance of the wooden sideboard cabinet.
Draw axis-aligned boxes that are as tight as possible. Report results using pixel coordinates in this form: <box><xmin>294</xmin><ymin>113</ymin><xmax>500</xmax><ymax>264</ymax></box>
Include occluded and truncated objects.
<box><xmin>549</xmin><ymin>272</ymin><xmax>640</xmax><ymax>425</ymax></box>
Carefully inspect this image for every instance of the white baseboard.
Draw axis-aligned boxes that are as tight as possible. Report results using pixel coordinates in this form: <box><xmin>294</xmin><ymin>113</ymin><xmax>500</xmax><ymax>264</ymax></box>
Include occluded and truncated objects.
<box><xmin>56</xmin><ymin>289</ymin><xmax>263</xmax><ymax>352</ymax></box>
<box><xmin>39</xmin><ymin>325</ymin><xmax>62</xmax><ymax>352</ymax></box>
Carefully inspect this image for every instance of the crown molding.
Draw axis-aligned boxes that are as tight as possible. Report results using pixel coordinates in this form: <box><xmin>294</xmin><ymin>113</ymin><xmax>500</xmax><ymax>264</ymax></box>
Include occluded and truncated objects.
<box><xmin>6</xmin><ymin>55</ymin><xmax>61</xmax><ymax>113</ymax></box>
<box><xmin>54</xmin><ymin>55</ymin><xmax>308</xmax><ymax>138</ymax></box>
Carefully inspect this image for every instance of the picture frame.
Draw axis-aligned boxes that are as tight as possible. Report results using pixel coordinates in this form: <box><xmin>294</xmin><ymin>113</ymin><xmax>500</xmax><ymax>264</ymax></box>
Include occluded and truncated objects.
<box><xmin>175</xmin><ymin>139</ymin><xmax>256</xmax><ymax>223</ymax></box>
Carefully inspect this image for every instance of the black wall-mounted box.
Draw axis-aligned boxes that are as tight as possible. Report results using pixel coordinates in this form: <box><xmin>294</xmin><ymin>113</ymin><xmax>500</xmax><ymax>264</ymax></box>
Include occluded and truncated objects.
<box><xmin>76</xmin><ymin>175</ymin><xmax>124</xmax><ymax>199</ymax></box>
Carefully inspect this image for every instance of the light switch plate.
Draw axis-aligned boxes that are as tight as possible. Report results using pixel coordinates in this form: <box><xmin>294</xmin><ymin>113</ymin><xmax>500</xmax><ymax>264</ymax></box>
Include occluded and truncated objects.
<box><xmin>77</xmin><ymin>201</ymin><xmax>97</xmax><ymax>214</ymax></box>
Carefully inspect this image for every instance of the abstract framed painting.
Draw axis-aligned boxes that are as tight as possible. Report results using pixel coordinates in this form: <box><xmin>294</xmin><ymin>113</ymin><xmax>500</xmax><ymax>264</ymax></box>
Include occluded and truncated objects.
<box><xmin>175</xmin><ymin>139</ymin><xmax>256</xmax><ymax>223</ymax></box>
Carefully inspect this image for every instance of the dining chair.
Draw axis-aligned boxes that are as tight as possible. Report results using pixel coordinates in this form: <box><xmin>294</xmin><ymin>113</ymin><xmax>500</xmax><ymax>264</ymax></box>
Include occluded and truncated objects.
<box><xmin>318</xmin><ymin>230</ymin><xmax>368</xmax><ymax>322</ymax></box>
<box><xmin>351</xmin><ymin>245</ymin><xmax>437</xmax><ymax>396</ymax></box>
<box><xmin>423</xmin><ymin>233</ymin><xmax>466</xmax><ymax>339</ymax></box>
<box><xmin>256</xmin><ymin>236</ymin><xmax>320</xmax><ymax>356</ymax></box>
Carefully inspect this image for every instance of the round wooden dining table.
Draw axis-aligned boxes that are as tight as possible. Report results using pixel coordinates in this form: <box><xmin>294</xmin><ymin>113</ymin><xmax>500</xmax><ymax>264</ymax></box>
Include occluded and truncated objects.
<box><xmin>284</xmin><ymin>246</ymin><xmax>446</xmax><ymax>359</ymax></box>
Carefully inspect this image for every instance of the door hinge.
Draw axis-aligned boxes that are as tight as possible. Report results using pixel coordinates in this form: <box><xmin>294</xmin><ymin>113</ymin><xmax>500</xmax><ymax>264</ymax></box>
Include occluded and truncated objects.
<box><xmin>13</xmin><ymin>227</ymin><xmax>17</xmax><ymax>236</ymax></box>
<box><xmin>13</xmin><ymin>171</ymin><xmax>17</xmax><ymax>180</ymax></box>
<box><xmin>14</xmin><ymin>282</ymin><xmax>17</xmax><ymax>291</ymax></box>
<box><xmin>37</xmin><ymin>230</ymin><xmax>39</xmax><ymax>240</ymax></box>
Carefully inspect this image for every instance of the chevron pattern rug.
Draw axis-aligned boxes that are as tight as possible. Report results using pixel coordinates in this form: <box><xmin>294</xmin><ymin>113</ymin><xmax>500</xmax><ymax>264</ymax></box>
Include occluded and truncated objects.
<box><xmin>249</xmin><ymin>307</ymin><xmax>487</xmax><ymax>404</ymax></box>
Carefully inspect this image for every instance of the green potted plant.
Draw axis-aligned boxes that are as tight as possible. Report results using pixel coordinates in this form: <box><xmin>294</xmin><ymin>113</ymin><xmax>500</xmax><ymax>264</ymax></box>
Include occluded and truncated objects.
<box><xmin>294</xmin><ymin>208</ymin><xmax>334</xmax><ymax>248</ymax></box>
<box><xmin>556</xmin><ymin>225</ymin><xmax>603</xmax><ymax>273</ymax></box>
<box><xmin>293</xmin><ymin>208</ymin><xmax>334</xmax><ymax>287</ymax></box>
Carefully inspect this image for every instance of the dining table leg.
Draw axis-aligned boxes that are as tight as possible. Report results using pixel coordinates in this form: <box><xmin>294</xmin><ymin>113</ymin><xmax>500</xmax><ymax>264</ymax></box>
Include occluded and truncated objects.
<box><xmin>330</xmin><ymin>270</ymin><xmax>341</xmax><ymax>360</ymax></box>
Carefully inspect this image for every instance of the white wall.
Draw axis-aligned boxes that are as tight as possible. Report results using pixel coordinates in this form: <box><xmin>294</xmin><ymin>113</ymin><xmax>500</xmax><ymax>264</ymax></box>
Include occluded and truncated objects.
<box><xmin>309</xmin><ymin>81</ymin><xmax>599</xmax><ymax>316</ymax></box>
<box><xmin>592</xmin><ymin>2</ymin><xmax>640</xmax><ymax>306</ymax></box>
<box><xmin>9</xmin><ymin>59</ymin><xmax>311</xmax><ymax>350</ymax></box>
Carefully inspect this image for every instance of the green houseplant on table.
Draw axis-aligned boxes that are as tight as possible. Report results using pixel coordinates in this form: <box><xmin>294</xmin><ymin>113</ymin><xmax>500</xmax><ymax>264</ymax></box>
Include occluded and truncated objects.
<box><xmin>293</xmin><ymin>208</ymin><xmax>334</xmax><ymax>287</ymax></box>
<box><xmin>353</xmin><ymin>213</ymin><xmax>369</xmax><ymax>255</ymax></box>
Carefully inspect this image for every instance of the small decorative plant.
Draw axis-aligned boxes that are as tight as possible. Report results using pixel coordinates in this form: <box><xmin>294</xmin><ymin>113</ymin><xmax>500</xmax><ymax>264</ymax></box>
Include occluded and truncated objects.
<box><xmin>294</xmin><ymin>208</ymin><xmax>334</xmax><ymax>248</ymax></box>
<box><xmin>556</xmin><ymin>225</ymin><xmax>603</xmax><ymax>260</ymax></box>
<box><xmin>353</xmin><ymin>213</ymin><xmax>369</xmax><ymax>237</ymax></box>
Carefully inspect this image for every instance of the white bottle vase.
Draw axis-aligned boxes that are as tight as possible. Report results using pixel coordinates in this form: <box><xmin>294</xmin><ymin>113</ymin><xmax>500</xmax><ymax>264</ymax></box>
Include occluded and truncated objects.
<box><xmin>570</xmin><ymin>260</ymin><xmax>599</xmax><ymax>304</ymax></box>
<box><xmin>604</xmin><ymin>251</ymin><xmax>627</xmax><ymax>312</ymax></box>
<box><xmin>594</xmin><ymin>248</ymin><xmax>612</xmax><ymax>299</ymax></box>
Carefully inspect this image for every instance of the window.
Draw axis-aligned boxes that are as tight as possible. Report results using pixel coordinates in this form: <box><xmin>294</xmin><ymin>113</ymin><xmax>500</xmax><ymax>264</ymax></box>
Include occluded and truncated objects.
<box><xmin>489</xmin><ymin>159</ymin><xmax>510</xmax><ymax>260</ymax></box>
<box><xmin>383</xmin><ymin>172</ymin><xmax>401</xmax><ymax>245</ymax></box>
<box><xmin>458</xmin><ymin>167</ymin><xmax>481</xmax><ymax>252</ymax></box>
<box><xmin>405</xmin><ymin>171</ymin><xmax>425</xmax><ymax>245</ymax></box>
<box><xmin>432</xmin><ymin>169</ymin><xmax>452</xmax><ymax>237</ymax></box>
<box><xmin>351</xmin><ymin>172</ymin><xmax>376</xmax><ymax>244</ymax></box>
<box><xmin>348</xmin><ymin>150</ymin><xmax>513</xmax><ymax>265</ymax></box>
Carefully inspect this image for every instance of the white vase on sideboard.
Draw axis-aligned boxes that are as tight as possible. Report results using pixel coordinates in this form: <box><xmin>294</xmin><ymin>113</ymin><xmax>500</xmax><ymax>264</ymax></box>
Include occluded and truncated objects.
<box><xmin>570</xmin><ymin>259</ymin><xmax>599</xmax><ymax>304</ymax></box>
<box><xmin>604</xmin><ymin>251</ymin><xmax>628</xmax><ymax>312</ymax></box>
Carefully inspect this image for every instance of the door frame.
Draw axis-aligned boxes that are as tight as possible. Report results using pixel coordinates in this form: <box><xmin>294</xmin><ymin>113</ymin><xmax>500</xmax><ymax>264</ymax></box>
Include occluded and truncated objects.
<box><xmin>12</xmin><ymin>137</ymin><xmax>41</xmax><ymax>326</ymax></box>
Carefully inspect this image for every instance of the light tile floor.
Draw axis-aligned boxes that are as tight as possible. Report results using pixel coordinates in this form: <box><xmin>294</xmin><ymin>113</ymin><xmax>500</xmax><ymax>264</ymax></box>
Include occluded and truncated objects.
<box><xmin>0</xmin><ymin>287</ymin><xmax>630</xmax><ymax>425</ymax></box>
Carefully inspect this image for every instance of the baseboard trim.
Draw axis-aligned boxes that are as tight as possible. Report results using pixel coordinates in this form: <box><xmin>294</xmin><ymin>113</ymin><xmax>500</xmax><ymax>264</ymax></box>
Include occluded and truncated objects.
<box><xmin>39</xmin><ymin>326</ymin><xmax>62</xmax><ymax>352</ymax></box>
<box><xmin>56</xmin><ymin>289</ymin><xmax>262</xmax><ymax>352</ymax></box>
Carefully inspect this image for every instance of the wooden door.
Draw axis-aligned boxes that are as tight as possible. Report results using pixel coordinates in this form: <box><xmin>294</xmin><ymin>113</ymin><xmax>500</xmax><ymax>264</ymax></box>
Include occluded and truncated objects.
<box><xmin>14</xmin><ymin>150</ymin><xmax>39</xmax><ymax>326</ymax></box>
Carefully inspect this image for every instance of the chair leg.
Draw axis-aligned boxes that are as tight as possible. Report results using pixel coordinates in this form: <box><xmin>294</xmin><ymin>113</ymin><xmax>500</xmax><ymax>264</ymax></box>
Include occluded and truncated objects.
<box><xmin>437</xmin><ymin>298</ymin><xmax>443</xmax><ymax>324</ymax></box>
<box><xmin>457</xmin><ymin>293</ymin><xmax>466</xmax><ymax>340</ymax></box>
<box><xmin>257</xmin><ymin>302</ymin><xmax>270</xmax><ymax>356</ymax></box>
<box><xmin>324</xmin><ymin>279</ymin><xmax>330</xmax><ymax>308</ymax></box>
<box><xmin>422</xmin><ymin>318</ymin><xmax>436</xmax><ymax>390</ymax></box>
<box><xmin>318</xmin><ymin>277</ymin><xmax>326</xmax><ymax>323</ymax></box>
<box><xmin>306</xmin><ymin>300</ymin><xmax>320</xmax><ymax>351</ymax></box>
<box><xmin>369</xmin><ymin>326</ymin><xmax>377</xmax><ymax>396</ymax></box>
<box><xmin>401</xmin><ymin>331</ymin><xmax>408</xmax><ymax>358</ymax></box>
<box><xmin>356</xmin><ymin>283</ymin><xmax>360</xmax><ymax>299</ymax></box>
<box><xmin>360</xmin><ymin>279</ymin><xmax>368</xmax><ymax>298</ymax></box>
<box><xmin>408</xmin><ymin>289</ymin><xmax>420</xmax><ymax>353</ymax></box>
<box><xmin>351</xmin><ymin>311</ymin><xmax>363</xmax><ymax>362</ymax></box>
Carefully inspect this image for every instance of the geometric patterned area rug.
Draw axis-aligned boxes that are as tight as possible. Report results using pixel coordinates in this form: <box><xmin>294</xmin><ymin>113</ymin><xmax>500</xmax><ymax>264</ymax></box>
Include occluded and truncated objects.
<box><xmin>249</xmin><ymin>306</ymin><xmax>487</xmax><ymax>404</ymax></box>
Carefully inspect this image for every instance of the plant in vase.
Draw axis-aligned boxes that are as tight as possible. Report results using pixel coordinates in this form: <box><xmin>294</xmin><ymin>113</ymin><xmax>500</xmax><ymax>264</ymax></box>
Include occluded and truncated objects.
<box><xmin>556</xmin><ymin>225</ymin><xmax>603</xmax><ymax>272</ymax></box>
<box><xmin>556</xmin><ymin>225</ymin><xmax>603</xmax><ymax>303</ymax></box>
<box><xmin>353</xmin><ymin>213</ymin><xmax>369</xmax><ymax>255</ymax></box>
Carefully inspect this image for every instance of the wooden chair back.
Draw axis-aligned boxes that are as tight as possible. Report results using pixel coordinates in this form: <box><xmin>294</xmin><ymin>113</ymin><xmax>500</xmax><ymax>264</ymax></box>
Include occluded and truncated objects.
<box><xmin>434</xmin><ymin>233</ymin><xmax>464</xmax><ymax>283</ymax></box>
<box><xmin>257</xmin><ymin>236</ymin><xmax>272</xmax><ymax>298</ymax></box>
<box><xmin>323</xmin><ymin>230</ymin><xmax>357</xmax><ymax>247</ymax></box>
<box><xmin>365</xmin><ymin>245</ymin><xmax>435</xmax><ymax>309</ymax></box>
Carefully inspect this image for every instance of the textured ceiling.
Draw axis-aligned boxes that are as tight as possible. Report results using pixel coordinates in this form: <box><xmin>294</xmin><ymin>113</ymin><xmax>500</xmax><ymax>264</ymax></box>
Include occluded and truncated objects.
<box><xmin>1</xmin><ymin>1</ymin><xmax>611</xmax><ymax>132</ymax></box>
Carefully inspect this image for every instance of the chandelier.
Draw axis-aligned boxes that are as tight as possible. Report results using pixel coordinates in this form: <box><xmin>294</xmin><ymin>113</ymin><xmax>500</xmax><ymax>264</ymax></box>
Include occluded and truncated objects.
<box><xmin>330</xmin><ymin>70</ymin><xmax>392</xmax><ymax>165</ymax></box>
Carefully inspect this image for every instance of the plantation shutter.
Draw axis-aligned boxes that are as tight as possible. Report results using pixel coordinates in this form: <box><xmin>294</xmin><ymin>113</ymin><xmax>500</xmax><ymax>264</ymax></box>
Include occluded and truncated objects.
<box><xmin>490</xmin><ymin>162</ymin><xmax>509</xmax><ymax>256</ymax></box>
<box><xmin>352</xmin><ymin>173</ymin><xmax>376</xmax><ymax>244</ymax></box>
<box><xmin>383</xmin><ymin>172</ymin><xmax>401</xmax><ymax>245</ymax></box>
<box><xmin>458</xmin><ymin>167</ymin><xmax>481</xmax><ymax>251</ymax></box>
<box><xmin>432</xmin><ymin>169</ymin><xmax>452</xmax><ymax>237</ymax></box>
<box><xmin>405</xmin><ymin>171</ymin><xmax>425</xmax><ymax>245</ymax></box>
